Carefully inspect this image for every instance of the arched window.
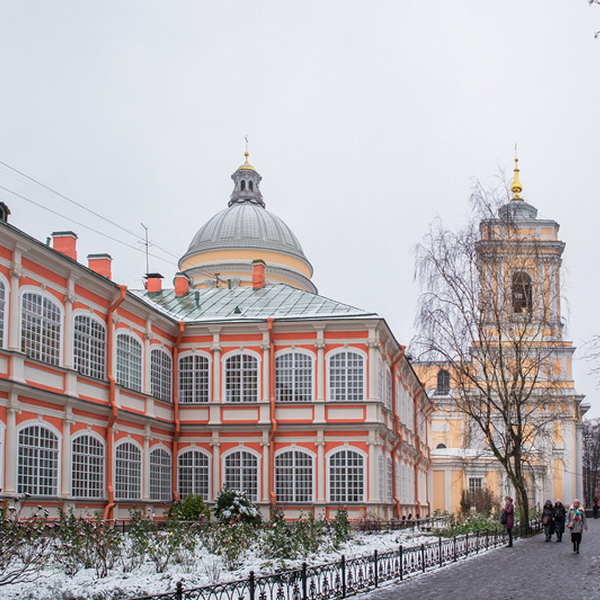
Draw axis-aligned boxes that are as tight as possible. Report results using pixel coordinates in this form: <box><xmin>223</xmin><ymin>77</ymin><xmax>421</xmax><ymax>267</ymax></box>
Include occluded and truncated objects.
<box><xmin>386</xmin><ymin>456</ymin><xmax>393</xmax><ymax>503</ymax></box>
<box><xmin>74</xmin><ymin>315</ymin><xmax>106</xmax><ymax>379</ymax></box>
<box><xmin>151</xmin><ymin>348</ymin><xmax>172</xmax><ymax>403</ymax></box>
<box><xmin>21</xmin><ymin>292</ymin><xmax>61</xmax><ymax>366</ymax></box>
<box><xmin>275</xmin><ymin>450</ymin><xmax>313</xmax><ymax>503</ymax></box>
<box><xmin>328</xmin><ymin>351</ymin><xmax>364</xmax><ymax>402</ymax></box>
<box><xmin>150</xmin><ymin>447</ymin><xmax>172</xmax><ymax>501</ymax></box>
<box><xmin>386</xmin><ymin>368</ymin><xmax>393</xmax><ymax>410</ymax></box>
<box><xmin>115</xmin><ymin>442</ymin><xmax>141</xmax><ymax>500</ymax></box>
<box><xmin>328</xmin><ymin>449</ymin><xmax>364</xmax><ymax>503</ymax></box>
<box><xmin>72</xmin><ymin>434</ymin><xmax>104</xmax><ymax>498</ymax></box>
<box><xmin>116</xmin><ymin>333</ymin><xmax>142</xmax><ymax>392</ymax></box>
<box><xmin>18</xmin><ymin>425</ymin><xmax>59</xmax><ymax>496</ymax></box>
<box><xmin>436</xmin><ymin>443</ymin><xmax>448</xmax><ymax>450</ymax></box>
<box><xmin>378</xmin><ymin>451</ymin><xmax>384</xmax><ymax>501</ymax></box>
<box><xmin>436</xmin><ymin>369</ymin><xmax>450</xmax><ymax>395</ymax></box>
<box><xmin>240</xmin><ymin>180</ymin><xmax>246</xmax><ymax>191</ymax></box>
<box><xmin>178</xmin><ymin>449</ymin><xmax>209</xmax><ymax>500</ymax></box>
<box><xmin>224</xmin><ymin>450</ymin><xmax>258</xmax><ymax>501</ymax></box>
<box><xmin>0</xmin><ymin>280</ymin><xmax>6</xmax><ymax>347</ymax></box>
<box><xmin>275</xmin><ymin>352</ymin><xmax>313</xmax><ymax>402</ymax></box>
<box><xmin>378</xmin><ymin>357</ymin><xmax>384</xmax><ymax>401</ymax></box>
<box><xmin>225</xmin><ymin>353</ymin><xmax>258</xmax><ymax>403</ymax></box>
<box><xmin>179</xmin><ymin>354</ymin><xmax>210</xmax><ymax>403</ymax></box>
<box><xmin>395</xmin><ymin>458</ymin><xmax>400</xmax><ymax>497</ymax></box>
<box><xmin>401</xmin><ymin>462</ymin><xmax>407</xmax><ymax>503</ymax></box>
<box><xmin>512</xmin><ymin>271</ymin><xmax>532</xmax><ymax>314</ymax></box>
<box><xmin>249</xmin><ymin>181</ymin><xmax>254</xmax><ymax>191</ymax></box>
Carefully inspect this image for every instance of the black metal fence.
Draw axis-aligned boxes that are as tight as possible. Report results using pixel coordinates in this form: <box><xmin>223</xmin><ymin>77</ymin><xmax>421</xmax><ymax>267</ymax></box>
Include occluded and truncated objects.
<box><xmin>131</xmin><ymin>520</ymin><xmax>541</xmax><ymax>600</ymax></box>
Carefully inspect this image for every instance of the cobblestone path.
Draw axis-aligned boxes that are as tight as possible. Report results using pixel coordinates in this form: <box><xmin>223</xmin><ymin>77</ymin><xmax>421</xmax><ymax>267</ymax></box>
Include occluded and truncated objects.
<box><xmin>361</xmin><ymin>519</ymin><xmax>600</xmax><ymax>600</ymax></box>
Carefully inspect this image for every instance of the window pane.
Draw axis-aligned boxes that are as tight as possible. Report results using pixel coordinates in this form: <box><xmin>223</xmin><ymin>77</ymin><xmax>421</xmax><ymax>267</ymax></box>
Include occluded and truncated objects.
<box><xmin>224</xmin><ymin>451</ymin><xmax>258</xmax><ymax>501</ymax></box>
<box><xmin>150</xmin><ymin>448</ymin><xmax>172</xmax><ymax>501</ymax></box>
<box><xmin>18</xmin><ymin>425</ymin><xmax>59</xmax><ymax>496</ymax></box>
<box><xmin>225</xmin><ymin>354</ymin><xmax>258</xmax><ymax>403</ymax></box>
<box><xmin>151</xmin><ymin>349</ymin><xmax>172</xmax><ymax>403</ymax></box>
<box><xmin>72</xmin><ymin>435</ymin><xmax>104</xmax><ymax>498</ymax></box>
<box><xmin>179</xmin><ymin>354</ymin><xmax>209</xmax><ymax>403</ymax></box>
<box><xmin>177</xmin><ymin>450</ymin><xmax>209</xmax><ymax>499</ymax></box>
<box><xmin>21</xmin><ymin>293</ymin><xmax>61</xmax><ymax>366</ymax></box>
<box><xmin>275</xmin><ymin>352</ymin><xmax>313</xmax><ymax>402</ymax></box>
<box><xmin>115</xmin><ymin>442</ymin><xmax>141</xmax><ymax>500</ymax></box>
<box><xmin>116</xmin><ymin>334</ymin><xmax>142</xmax><ymax>392</ymax></box>
<box><xmin>74</xmin><ymin>315</ymin><xmax>106</xmax><ymax>379</ymax></box>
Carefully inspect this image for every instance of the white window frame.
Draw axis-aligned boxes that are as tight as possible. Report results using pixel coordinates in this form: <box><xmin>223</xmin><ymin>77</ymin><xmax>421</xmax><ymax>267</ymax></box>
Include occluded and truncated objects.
<box><xmin>0</xmin><ymin>273</ymin><xmax>9</xmax><ymax>349</ymax></box>
<box><xmin>177</xmin><ymin>447</ymin><xmax>210</xmax><ymax>500</ymax></box>
<box><xmin>385</xmin><ymin>367</ymin><xmax>392</xmax><ymax>410</ymax></box>
<box><xmin>20</xmin><ymin>289</ymin><xmax>62</xmax><ymax>366</ymax></box>
<box><xmin>222</xmin><ymin>448</ymin><xmax>260</xmax><ymax>501</ymax></box>
<box><xmin>386</xmin><ymin>455</ymin><xmax>393</xmax><ymax>503</ymax></box>
<box><xmin>150</xmin><ymin>347</ymin><xmax>173</xmax><ymax>403</ymax></box>
<box><xmin>274</xmin><ymin>448</ymin><xmax>315</xmax><ymax>503</ymax></box>
<box><xmin>73</xmin><ymin>312</ymin><xmax>106</xmax><ymax>380</ymax></box>
<box><xmin>274</xmin><ymin>349</ymin><xmax>314</xmax><ymax>403</ymax></box>
<box><xmin>223</xmin><ymin>350</ymin><xmax>260</xmax><ymax>403</ymax></box>
<box><xmin>326</xmin><ymin>348</ymin><xmax>366</xmax><ymax>402</ymax></box>
<box><xmin>17</xmin><ymin>422</ymin><xmax>61</xmax><ymax>497</ymax></box>
<box><xmin>150</xmin><ymin>446</ymin><xmax>172</xmax><ymax>501</ymax></box>
<box><xmin>71</xmin><ymin>432</ymin><xmax>105</xmax><ymax>499</ymax></box>
<box><xmin>378</xmin><ymin>451</ymin><xmax>384</xmax><ymax>501</ymax></box>
<box><xmin>178</xmin><ymin>351</ymin><xmax>211</xmax><ymax>404</ymax></box>
<box><xmin>114</xmin><ymin>440</ymin><xmax>142</xmax><ymax>500</ymax></box>
<box><xmin>327</xmin><ymin>447</ymin><xmax>365</xmax><ymax>503</ymax></box>
<box><xmin>115</xmin><ymin>332</ymin><xmax>143</xmax><ymax>392</ymax></box>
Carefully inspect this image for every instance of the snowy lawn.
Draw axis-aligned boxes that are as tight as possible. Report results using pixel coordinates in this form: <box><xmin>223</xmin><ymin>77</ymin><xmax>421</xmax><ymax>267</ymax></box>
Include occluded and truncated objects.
<box><xmin>2</xmin><ymin>527</ymin><xmax>433</xmax><ymax>600</ymax></box>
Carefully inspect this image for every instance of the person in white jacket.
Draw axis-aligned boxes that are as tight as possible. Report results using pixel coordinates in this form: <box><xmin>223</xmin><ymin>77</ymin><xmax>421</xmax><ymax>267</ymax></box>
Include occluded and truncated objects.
<box><xmin>565</xmin><ymin>499</ymin><xmax>588</xmax><ymax>554</ymax></box>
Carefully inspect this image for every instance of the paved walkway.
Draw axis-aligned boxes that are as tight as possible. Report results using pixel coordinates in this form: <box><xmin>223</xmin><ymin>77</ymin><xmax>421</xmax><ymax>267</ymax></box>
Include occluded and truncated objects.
<box><xmin>362</xmin><ymin>519</ymin><xmax>600</xmax><ymax>600</ymax></box>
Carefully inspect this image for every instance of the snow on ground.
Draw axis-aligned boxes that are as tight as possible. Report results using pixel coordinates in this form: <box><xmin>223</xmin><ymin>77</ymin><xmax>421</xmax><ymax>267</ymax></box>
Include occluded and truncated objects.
<box><xmin>3</xmin><ymin>527</ymin><xmax>433</xmax><ymax>600</ymax></box>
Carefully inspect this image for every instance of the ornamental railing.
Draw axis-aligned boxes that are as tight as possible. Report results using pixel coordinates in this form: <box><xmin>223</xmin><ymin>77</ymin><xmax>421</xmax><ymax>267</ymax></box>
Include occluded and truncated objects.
<box><xmin>131</xmin><ymin>520</ymin><xmax>541</xmax><ymax>600</ymax></box>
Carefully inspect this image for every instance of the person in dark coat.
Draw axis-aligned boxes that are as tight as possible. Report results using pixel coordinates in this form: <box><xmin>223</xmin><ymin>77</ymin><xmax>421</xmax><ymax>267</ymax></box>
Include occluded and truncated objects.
<box><xmin>552</xmin><ymin>499</ymin><xmax>566</xmax><ymax>542</ymax></box>
<box><xmin>593</xmin><ymin>496</ymin><xmax>599</xmax><ymax>519</ymax></box>
<box><xmin>542</xmin><ymin>500</ymin><xmax>554</xmax><ymax>541</ymax></box>
<box><xmin>504</xmin><ymin>496</ymin><xmax>515</xmax><ymax>547</ymax></box>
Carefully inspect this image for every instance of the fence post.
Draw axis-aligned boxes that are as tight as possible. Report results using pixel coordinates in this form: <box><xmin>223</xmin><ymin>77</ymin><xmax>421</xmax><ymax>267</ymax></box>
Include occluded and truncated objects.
<box><xmin>465</xmin><ymin>532</ymin><xmax>469</xmax><ymax>558</ymax></box>
<box><xmin>399</xmin><ymin>545</ymin><xmax>403</xmax><ymax>581</ymax></box>
<box><xmin>374</xmin><ymin>549</ymin><xmax>378</xmax><ymax>588</ymax></box>
<box><xmin>176</xmin><ymin>581</ymin><xmax>183</xmax><ymax>600</ymax></box>
<box><xmin>249</xmin><ymin>571</ymin><xmax>255</xmax><ymax>600</ymax></box>
<box><xmin>476</xmin><ymin>530</ymin><xmax>480</xmax><ymax>553</ymax></box>
<box><xmin>438</xmin><ymin>537</ymin><xmax>442</xmax><ymax>568</ymax></box>
<box><xmin>421</xmin><ymin>544</ymin><xmax>425</xmax><ymax>573</ymax></box>
<box><xmin>341</xmin><ymin>555</ymin><xmax>346</xmax><ymax>599</ymax></box>
<box><xmin>302</xmin><ymin>563</ymin><xmax>307</xmax><ymax>600</ymax></box>
<box><xmin>122</xmin><ymin>519</ymin><xmax>125</xmax><ymax>535</ymax></box>
<box><xmin>453</xmin><ymin>536</ymin><xmax>457</xmax><ymax>562</ymax></box>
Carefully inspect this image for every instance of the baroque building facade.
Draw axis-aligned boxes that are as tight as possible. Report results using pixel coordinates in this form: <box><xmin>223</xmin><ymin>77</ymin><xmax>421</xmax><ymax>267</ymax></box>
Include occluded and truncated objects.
<box><xmin>415</xmin><ymin>161</ymin><xmax>588</xmax><ymax>513</ymax></box>
<box><xmin>0</xmin><ymin>155</ymin><xmax>432</xmax><ymax>520</ymax></box>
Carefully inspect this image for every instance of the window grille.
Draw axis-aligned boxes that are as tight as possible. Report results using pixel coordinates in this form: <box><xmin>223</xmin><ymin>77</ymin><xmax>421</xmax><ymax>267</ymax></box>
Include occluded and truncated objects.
<box><xmin>395</xmin><ymin>459</ymin><xmax>400</xmax><ymax>497</ymax></box>
<box><xmin>74</xmin><ymin>315</ymin><xmax>106</xmax><ymax>379</ymax></box>
<box><xmin>386</xmin><ymin>368</ymin><xmax>393</xmax><ymax>410</ymax></box>
<box><xmin>177</xmin><ymin>449</ymin><xmax>209</xmax><ymax>499</ymax></box>
<box><xmin>179</xmin><ymin>354</ymin><xmax>209</xmax><ymax>403</ymax></box>
<box><xmin>275</xmin><ymin>450</ymin><xmax>313</xmax><ymax>502</ymax></box>
<box><xmin>328</xmin><ymin>449</ymin><xmax>364</xmax><ymax>503</ymax></box>
<box><xmin>116</xmin><ymin>334</ymin><xmax>142</xmax><ymax>392</ymax></box>
<box><xmin>275</xmin><ymin>352</ymin><xmax>313</xmax><ymax>402</ymax></box>
<box><xmin>115</xmin><ymin>442</ymin><xmax>141</xmax><ymax>500</ymax></box>
<box><xmin>151</xmin><ymin>349</ymin><xmax>172</xmax><ymax>403</ymax></box>
<box><xmin>378</xmin><ymin>452</ymin><xmax>384</xmax><ymax>501</ymax></box>
<box><xmin>224</xmin><ymin>450</ymin><xmax>258</xmax><ymax>501</ymax></box>
<box><xmin>72</xmin><ymin>434</ymin><xmax>104</xmax><ymax>498</ymax></box>
<box><xmin>328</xmin><ymin>351</ymin><xmax>364</xmax><ymax>402</ymax></box>
<box><xmin>378</xmin><ymin>357</ymin><xmax>384</xmax><ymax>402</ymax></box>
<box><xmin>436</xmin><ymin>369</ymin><xmax>450</xmax><ymax>395</ymax></box>
<box><xmin>386</xmin><ymin>456</ymin><xmax>393</xmax><ymax>503</ymax></box>
<box><xmin>21</xmin><ymin>292</ymin><xmax>61</xmax><ymax>365</ymax></box>
<box><xmin>0</xmin><ymin>280</ymin><xmax>5</xmax><ymax>347</ymax></box>
<box><xmin>225</xmin><ymin>354</ymin><xmax>258</xmax><ymax>403</ymax></box>
<box><xmin>401</xmin><ymin>462</ymin><xmax>407</xmax><ymax>503</ymax></box>
<box><xmin>468</xmin><ymin>477</ymin><xmax>483</xmax><ymax>495</ymax></box>
<box><xmin>150</xmin><ymin>448</ymin><xmax>172</xmax><ymax>501</ymax></box>
<box><xmin>18</xmin><ymin>425</ymin><xmax>59</xmax><ymax>496</ymax></box>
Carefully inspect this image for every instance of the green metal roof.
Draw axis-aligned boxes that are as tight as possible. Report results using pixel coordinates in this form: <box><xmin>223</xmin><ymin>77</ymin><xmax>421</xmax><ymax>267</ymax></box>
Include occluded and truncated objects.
<box><xmin>132</xmin><ymin>284</ymin><xmax>375</xmax><ymax>323</ymax></box>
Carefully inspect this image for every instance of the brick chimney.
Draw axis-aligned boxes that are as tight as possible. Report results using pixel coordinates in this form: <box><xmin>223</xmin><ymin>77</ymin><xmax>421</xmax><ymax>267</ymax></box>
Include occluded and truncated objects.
<box><xmin>145</xmin><ymin>273</ymin><xmax>163</xmax><ymax>294</ymax></box>
<box><xmin>52</xmin><ymin>231</ymin><xmax>78</xmax><ymax>261</ymax></box>
<box><xmin>88</xmin><ymin>253</ymin><xmax>112</xmax><ymax>279</ymax></box>
<box><xmin>252</xmin><ymin>259</ymin><xmax>266</xmax><ymax>289</ymax></box>
<box><xmin>174</xmin><ymin>273</ymin><xmax>190</xmax><ymax>297</ymax></box>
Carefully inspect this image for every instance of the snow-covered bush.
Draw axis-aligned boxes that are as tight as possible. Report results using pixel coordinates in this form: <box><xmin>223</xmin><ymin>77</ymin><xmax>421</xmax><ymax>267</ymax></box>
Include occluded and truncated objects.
<box><xmin>212</xmin><ymin>487</ymin><xmax>262</xmax><ymax>525</ymax></box>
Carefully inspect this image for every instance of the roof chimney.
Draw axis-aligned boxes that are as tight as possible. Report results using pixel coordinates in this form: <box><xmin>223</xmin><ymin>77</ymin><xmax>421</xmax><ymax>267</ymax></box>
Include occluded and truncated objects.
<box><xmin>252</xmin><ymin>259</ymin><xmax>266</xmax><ymax>289</ymax></box>
<box><xmin>174</xmin><ymin>272</ymin><xmax>190</xmax><ymax>297</ymax></box>
<box><xmin>52</xmin><ymin>231</ymin><xmax>78</xmax><ymax>261</ymax></box>
<box><xmin>88</xmin><ymin>253</ymin><xmax>112</xmax><ymax>279</ymax></box>
<box><xmin>145</xmin><ymin>273</ymin><xmax>163</xmax><ymax>294</ymax></box>
<box><xmin>0</xmin><ymin>202</ymin><xmax>10</xmax><ymax>223</ymax></box>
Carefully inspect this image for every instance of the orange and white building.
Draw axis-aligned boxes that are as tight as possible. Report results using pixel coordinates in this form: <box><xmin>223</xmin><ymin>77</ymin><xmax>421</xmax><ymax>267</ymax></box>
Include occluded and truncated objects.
<box><xmin>0</xmin><ymin>155</ymin><xmax>432</xmax><ymax>520</ymax></box>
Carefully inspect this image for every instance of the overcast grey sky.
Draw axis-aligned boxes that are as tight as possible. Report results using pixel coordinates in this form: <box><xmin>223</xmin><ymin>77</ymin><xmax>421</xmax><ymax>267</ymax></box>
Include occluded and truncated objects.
<box><xmin>1</xmin><ymin>1</ymin><xmax>599</xmax><ymax>413</ymax></box>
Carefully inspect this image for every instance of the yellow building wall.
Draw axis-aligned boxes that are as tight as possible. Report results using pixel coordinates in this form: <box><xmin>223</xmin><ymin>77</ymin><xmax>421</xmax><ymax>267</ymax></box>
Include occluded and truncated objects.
<box><xmin>554</xmin><ymin>459</ymin><xmax>563</xmax><ymax>502</ymax></box>
<box><xmin>432</xmin><ymin>471</ymin><xmax>446</xmax><ymax>512</ymax></box>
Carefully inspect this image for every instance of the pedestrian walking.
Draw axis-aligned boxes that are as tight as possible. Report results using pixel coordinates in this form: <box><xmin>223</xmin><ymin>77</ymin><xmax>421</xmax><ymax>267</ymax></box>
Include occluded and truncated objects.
<box><xmin>503</xmin><ymin>496</ymin><xmax>515</xmax><ymax>547</ymax></box>
<box><xmin>593</xmin><ymin>496</ymin><xmax>599</xmax><ymax>519</ymax></box>
<box><xmin>542</xmin><ymin>500</ymin><xmax>554</xmax><ymax>541</ymax></box>
<box><xmin>566</xmin><ymin>499</ymin><xmax>587</xmax><ymax>554</ymax></box>
<box><xmin>552</xmin><ymin>499</ymin><xmax>566</xmax><ymax>542</ymax></box>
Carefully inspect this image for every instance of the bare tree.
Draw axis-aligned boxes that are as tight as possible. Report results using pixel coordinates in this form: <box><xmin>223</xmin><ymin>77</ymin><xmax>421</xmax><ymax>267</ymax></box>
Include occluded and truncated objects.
<box><xmin>413</xmin><ymin>179</ymin><xmax>570</xmax><ymax>529</ymax></box>
<box><xmin>582</xmin><ymin>418</ymin><xmax>600</xmax><ymax>507</ymax></box>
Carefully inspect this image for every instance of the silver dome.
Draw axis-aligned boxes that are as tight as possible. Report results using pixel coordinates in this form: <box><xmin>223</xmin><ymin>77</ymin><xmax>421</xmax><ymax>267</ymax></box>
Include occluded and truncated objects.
<box><xmin>182</xmin><ymin>202</ymin><xmax>308</xmax><ymax>261</ymax></box>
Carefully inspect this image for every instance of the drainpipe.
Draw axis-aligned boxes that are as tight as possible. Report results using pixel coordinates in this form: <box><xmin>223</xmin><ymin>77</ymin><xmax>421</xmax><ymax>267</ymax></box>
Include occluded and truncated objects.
<box><xmin>413</xmin><ymin>383</ymin><xmax>426</xmax><ymax>516</ymax></box>
<box><xmin>171</xmin><ymin>322</ymin><xmax>185</xmax><ymax>502</ymax></box>
<box><xmin>391</xmin><ymin>346</ymin><xmax>406</xmax><ymax>517</ymax></box>
<box><xmin>103</xmin><ymin>285</ymin><xmax>127</xmax><ymax>522</ymax></box>
<box><xmin>267</xmin><ymin>318</ymin><xmax>277</xmax><ymax>505</ymax></box>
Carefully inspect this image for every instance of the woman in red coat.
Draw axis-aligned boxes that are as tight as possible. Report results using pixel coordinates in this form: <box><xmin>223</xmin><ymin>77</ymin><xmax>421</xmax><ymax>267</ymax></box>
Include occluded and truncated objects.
<box><xmin>504</xmin><ymin>496</ymin><xmax>515</xmax><ymax>547</ymax></box>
